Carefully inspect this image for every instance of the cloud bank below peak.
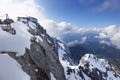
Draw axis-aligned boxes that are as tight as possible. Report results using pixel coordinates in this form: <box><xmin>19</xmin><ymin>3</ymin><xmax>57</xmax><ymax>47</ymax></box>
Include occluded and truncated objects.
<box><xmin>41</xmin><ymin>19</ymin><xmax>120</xmax><ymax>49</ymax></box>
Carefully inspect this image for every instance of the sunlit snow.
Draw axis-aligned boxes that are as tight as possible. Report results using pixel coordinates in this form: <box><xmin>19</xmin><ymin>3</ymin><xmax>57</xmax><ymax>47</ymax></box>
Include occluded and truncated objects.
<box><xmin>0</xmin><ymin>54</ymin><xmax>30</xmax><ymax>80</ymax></box>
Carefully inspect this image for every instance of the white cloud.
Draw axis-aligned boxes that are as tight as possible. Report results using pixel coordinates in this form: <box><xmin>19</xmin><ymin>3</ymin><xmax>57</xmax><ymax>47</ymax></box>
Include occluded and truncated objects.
<box><xmin>42</xmin><ymin>20</ymin><xmax>120</xmax><ymax>49</ymax></box>
<box><xmin>40</xmin><ymin>20</ymin><xmax>77</xmax><ymax>40</ymax></box>
<box><xmin>80</xmin><ymin>36</ymin><xmax>87</xmax><ymax>43</ymax></box>
<box><xmin>103</xmin><ymin>25</ymin><xmax>120</xmax><ymax>49</ymax></box>
<box><xmin>67</xmin><ymin>40</ymin><xmax>79</xmax><ymax>47</ymax></box>
<box><xmin>67</xmin><ymin>36</ymin><xmax>87</xmax><ymax>47</ymax></box>
<box><xmin>79</xmin><ymin>0</ymin><xmax>120</xmax><ymax>11</ymax></box>
<box><xmin>40</xmin><ymin>19</ymin><xmax>61</xmax><ymax>38</ymax></box>
<box><xmin>57</xmin><ymin>22</ymin><xmax>73</xmax><ymax>31</ymax></box>
<box><xmin>100</xmin><ymin>40</ymin><xmax>111</xmax><ymax>46</ymax></box>
<box><xmin>0</xmin><ymin>0</ymin><xmax>45</xmax><ymax>20</ymax></box>
<box><xmin>97</xmin><ymin>0</ymin><xmax>120</xmax><ymax>11</ymax></box>
<box><xmin>96</xmin><ymin>33</ymin><xmax>107</xmax><ymax>38</ymax></box>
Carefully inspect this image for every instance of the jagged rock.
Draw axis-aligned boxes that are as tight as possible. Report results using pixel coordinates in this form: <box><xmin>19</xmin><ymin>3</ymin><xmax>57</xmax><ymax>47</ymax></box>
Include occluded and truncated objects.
<box><xmin>3</xmin><ymin>18</ymin><xmax>14</xmax><ymax>24</ymax></box>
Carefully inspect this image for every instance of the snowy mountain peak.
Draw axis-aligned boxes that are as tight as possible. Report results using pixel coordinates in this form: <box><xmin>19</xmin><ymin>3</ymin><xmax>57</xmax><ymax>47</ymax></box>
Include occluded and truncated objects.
<box><xmin>78</xmin><ymin>54</ymin><xmax>120</xmax><ymax>80</ymax></box>
<box><xmin>58</xmin><ymin>46</ymin><xmax>120</xmax><ymax>80</ymax></box>
<box><xmin>80</xmin><ymin>54</ymin><xmax>110</xmax><ymax>72</ymax></box>
<box><xmin>81</xmin><ymin>54</ymin><xmax>95</xmax><ymax>60</ymax></box>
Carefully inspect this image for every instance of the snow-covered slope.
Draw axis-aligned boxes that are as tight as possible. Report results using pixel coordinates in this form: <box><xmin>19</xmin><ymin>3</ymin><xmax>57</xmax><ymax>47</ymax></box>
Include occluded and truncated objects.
<box><xmin>0</xmin><ymin>54</ymin><xmax>30</xmax><ymax>80</ymax></box>
<box><xmin>0</xmin><ymin>18</ymin><xmax>43</xmax><ymax>56</ymax></box>
<box><xmin>80</xmin><ymin>54</ymin><xmax>120</xmax><ymax>80</ymax></box>
<box><xmin>56</xmin><ymin>40</ymin><xmax>120</xmax><ymax>80</ymax></box>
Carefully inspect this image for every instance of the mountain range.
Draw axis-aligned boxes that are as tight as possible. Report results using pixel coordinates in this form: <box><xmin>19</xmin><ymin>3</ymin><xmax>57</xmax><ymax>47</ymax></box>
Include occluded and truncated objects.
<box><xmin>67</xmin><ymin>31</ymin><xmax>120</xmax><ymax>70</ymax></box>
<box><xmin>0</xmin><ymin>17</ymin><xmax>120</xmax><ymax>80</ymax></box>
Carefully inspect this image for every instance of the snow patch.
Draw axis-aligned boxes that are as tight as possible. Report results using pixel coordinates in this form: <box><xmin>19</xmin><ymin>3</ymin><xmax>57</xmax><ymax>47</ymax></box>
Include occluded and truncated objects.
<box><xmin>0</xmin><ymin>54</ymin><xmax>30</xmax><ymax>80</ymax></box>
<box><xmin>82</xmin><ymin>71</ymin><xmax>91</xmax><ymax>80</ymax></box>
<box><xmin>47</xmin><ymin>39</ymin><xmax>52</xmax><ymax>44</ymax></box>
<box><xmin>41</xmin><ymin>33</ymin><xmax>45</xmax><ymax>37</ymax></box>
<box><xmin>36</xmin><ymin>36</ymin><xmax>43</xmax><ymax>42</ymax></box>
<box><xmin>58</xmin><ymin>41</ymin><xmax>66</xmax><ymax>50</ymax></box>
<box><xmin>28</xmin><ymin>21</ymin><xmax>37</xmax><ymax>30</ymax></box>
<box><xmin>50</xmin><ymin>72</ymin><xmax>56</xmax><ymax>80</ymax></box>
<box><xmin>0</xmin><ymin>22</ymin><xmax>32</xmax><ymax>56</ymax></box>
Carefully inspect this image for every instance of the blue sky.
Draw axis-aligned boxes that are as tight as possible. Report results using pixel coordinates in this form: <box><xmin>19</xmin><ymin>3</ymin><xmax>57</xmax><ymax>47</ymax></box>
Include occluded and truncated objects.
<box><xmin>38</xmin><ymin>0</ymin><xmax>120</xmax><ymax>27</ymax></box>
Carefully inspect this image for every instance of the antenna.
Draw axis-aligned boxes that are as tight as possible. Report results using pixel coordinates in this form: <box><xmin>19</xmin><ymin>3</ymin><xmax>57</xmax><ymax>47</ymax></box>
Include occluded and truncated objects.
<box><xmin>6</xmin><ymin>14</ymin><xmax>9</xmax><ymax>19</ymax></box>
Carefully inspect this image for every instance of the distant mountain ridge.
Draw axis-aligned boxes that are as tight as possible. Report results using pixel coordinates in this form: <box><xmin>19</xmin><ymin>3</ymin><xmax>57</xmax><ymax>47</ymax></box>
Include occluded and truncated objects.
<box><xmin>56</xmin><ymin>39</ymin><xmax>120</xmax><ymax>80</ymax></box>
<box><xmin>67</xmin><ymin>31</ymin><xmax>120</xmax><ymax>69</ymax></box>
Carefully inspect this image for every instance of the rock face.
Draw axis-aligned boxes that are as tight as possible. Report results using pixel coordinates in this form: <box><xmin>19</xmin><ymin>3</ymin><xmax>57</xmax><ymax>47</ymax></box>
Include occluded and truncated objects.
<box><xmin>11</xmin><ymin>42</ymin><xmax>65</xmax><ymax>80</ymax></box>
<box><xmin>16</xmin><ymin>17</ymin><xmax>66</xmax><ymax>80</ymax></box>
